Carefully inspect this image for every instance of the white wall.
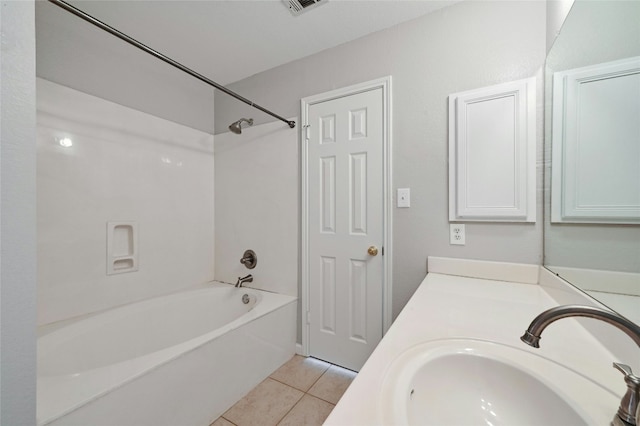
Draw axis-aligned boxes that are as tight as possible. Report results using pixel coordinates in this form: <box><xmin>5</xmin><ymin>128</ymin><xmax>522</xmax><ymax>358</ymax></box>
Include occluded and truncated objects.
<box><xmin>214</xmin><ymin>120</ymin><xmax>298</xmax><ymax>298</ymax></box>
<box><xmin>37</xmin><ymin>79</ymin><xmax>215</xmax><ymax>325</ymax></box>
<box><xmin>0</xmin><ymin>1</ymin><xmax>38</xmax><ymax>424</ymax></box>
<box><xmin>215</xmin><ymin>1</ymin><xmax>547</xmax><ymax>337</ymax></box>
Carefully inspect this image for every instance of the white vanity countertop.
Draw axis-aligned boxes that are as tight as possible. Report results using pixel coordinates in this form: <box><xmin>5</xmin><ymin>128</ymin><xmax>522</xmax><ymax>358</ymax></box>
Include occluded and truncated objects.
<box><xmin>325</xmin><ymin>261</ymin><xmax>626</xmax><ymax>425</ymax></box>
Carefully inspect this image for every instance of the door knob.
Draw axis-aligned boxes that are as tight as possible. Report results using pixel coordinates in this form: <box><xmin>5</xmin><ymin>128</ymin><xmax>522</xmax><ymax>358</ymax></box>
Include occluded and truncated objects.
<box><xmin>368</xmin><ymin>246</ymin><xmax>379</xmax><ymax>256</ymax></box>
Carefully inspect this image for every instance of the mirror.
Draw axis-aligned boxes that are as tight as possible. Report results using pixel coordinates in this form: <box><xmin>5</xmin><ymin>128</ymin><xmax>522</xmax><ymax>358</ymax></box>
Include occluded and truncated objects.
<box><xmin>544</xmin><ymin>0</ymin><xmax>640</xmax><ymax>324</ymax></box>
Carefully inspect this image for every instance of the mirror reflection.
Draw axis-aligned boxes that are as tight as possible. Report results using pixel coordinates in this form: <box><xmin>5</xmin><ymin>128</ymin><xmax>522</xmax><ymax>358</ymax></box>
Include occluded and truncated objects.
<box><xmin>544</xmin><ymin>0</ymin><xmax>640</xmax><ymax>324</ymax></box>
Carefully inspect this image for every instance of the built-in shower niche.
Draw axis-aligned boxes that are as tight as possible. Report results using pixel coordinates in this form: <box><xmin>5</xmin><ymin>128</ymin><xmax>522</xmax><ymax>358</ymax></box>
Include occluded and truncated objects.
<box><xmin>107</xmin><ymin>221</ymin><xmax>139</xmax><ymax>275</ymax></box>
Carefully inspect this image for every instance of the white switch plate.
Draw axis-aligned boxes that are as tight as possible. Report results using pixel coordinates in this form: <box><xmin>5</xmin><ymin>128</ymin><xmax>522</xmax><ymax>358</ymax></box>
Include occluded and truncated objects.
<box><xmin>450</xmin><ymin>224</ymin><xmax>465</xmax><ymax>245</ymax></box>
<box><xmin>397</xmin><ymin>188</ymin><xmax>410</xmax><ymax>208</ymax></box>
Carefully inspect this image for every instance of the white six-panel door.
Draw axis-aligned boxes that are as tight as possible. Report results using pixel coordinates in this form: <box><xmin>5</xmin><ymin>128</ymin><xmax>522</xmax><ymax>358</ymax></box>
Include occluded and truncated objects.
<box><xmin>306</xmin><ymin>87</ymin><xmax>384</xmax><ymax>371</ymax></box>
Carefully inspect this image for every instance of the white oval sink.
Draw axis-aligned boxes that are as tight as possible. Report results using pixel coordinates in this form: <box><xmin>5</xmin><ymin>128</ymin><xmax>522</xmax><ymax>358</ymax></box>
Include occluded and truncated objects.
<box><xmin>379</xmin><ymin>339</ymin><xmax>619</xmax><ymax>426</ymax></box>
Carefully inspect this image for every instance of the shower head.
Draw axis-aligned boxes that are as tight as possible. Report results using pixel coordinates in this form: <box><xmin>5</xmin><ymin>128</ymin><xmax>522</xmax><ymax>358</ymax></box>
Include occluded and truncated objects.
<box><xmin>228</xmin><ymin>118</ymin><xmax>254</xmax><ymax>134</ymax></box>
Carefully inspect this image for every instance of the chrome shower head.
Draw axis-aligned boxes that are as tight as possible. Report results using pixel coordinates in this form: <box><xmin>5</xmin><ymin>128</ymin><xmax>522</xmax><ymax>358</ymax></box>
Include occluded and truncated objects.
<box><xmin>228</xmin><ymin>118</ymin><xmax>254</xmax><ymax>134</ymax></box>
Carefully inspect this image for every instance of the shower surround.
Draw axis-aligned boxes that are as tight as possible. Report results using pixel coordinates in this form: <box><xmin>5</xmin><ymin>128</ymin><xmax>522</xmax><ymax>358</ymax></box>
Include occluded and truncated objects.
<box><xmin>36</xmin><ymin>79</ymin><xmax>299</xmax><ymax>425</ymax></box>
<box><xmin>36</xmin><ymin>78</ymin><xmax>215</xmax><ymax>325</ymax></box>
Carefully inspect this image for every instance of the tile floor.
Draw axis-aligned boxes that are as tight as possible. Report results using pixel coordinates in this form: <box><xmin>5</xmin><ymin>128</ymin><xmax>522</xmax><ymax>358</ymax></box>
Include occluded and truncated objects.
<box><xmin>210</xmin><ymin>355</ymin><xmax>357</xmax><ymax>426</ymax></box>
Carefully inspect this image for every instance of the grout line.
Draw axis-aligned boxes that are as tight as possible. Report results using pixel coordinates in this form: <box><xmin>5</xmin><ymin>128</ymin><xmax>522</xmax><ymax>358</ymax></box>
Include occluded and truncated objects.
<box><xmin>311</xmin><ymin>393</ymin><xmax>337</xmax><ymax>405</ymax></box>
<box><xmin>271</xmin><ymin>364</ymin><xmax>340</xmax><ymax>425</ymax></box>
<box><xmin>220</xmin><ymin>416</ymin><xmax>238</xmax><ymax>426</ymax></box>
<box><xmin>268</xmin><ymin>355</ymin><xmax>331</xmax><ymax>392</ymax></box>
<box><xmin>306</xmin><ymin>392</ymin><xmax>337</xmax><ymax>407</ymax></box>
<box><xmin>304</xmin><ymin>371</ymin><xmax>326</xmax><ymax>393</ymax></box>
<box><xmin>268</xmin><ymin>375</ymin><xmax>309</xmax><ymax>392</ymax></box>
<box><xmin>306</xmin><ymin>364</ymin><xmax>357</xmax><ymax>406</ymax></box>
<box><xmin>274</xmin><ymin>387</ymin><xmax>305</xmax><ymax>426</ymax></box>
<box><xmin>221</xmin><ymin>355</ymin><xmax>352</xmax><ymax>426</ymax></box>
<box><xmin>303</xmin><ymin>359</ymin><xmax>334</xmax><ymax>391</ymax></box>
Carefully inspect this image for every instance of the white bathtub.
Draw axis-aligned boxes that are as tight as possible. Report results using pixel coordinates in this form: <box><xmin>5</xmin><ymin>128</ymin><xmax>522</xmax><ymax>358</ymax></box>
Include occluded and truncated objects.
<box><xmin>37</xmin><ymin>282</ymin><xmax>297</xmax><ymax>425</ymax></box>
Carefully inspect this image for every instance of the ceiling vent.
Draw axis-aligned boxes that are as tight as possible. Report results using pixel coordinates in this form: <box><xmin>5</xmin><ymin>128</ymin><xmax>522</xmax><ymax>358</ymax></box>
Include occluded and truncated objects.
<box><xmin>282</xmin><ymin>0</ymin><xmax>326</xmax><ymax>16</ymax></box>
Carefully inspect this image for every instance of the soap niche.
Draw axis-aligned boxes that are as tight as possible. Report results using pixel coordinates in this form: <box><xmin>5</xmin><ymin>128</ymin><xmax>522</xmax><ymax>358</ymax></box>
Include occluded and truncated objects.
<box><xmin>107</xmin><ymin>221</ymin><xmax>138</xmax><ymax>275</ymax></box>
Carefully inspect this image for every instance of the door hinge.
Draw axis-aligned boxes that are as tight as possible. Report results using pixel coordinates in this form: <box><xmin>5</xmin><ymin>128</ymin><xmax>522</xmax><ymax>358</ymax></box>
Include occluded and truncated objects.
<box><xmin>306</xmin><ymin>311</ymin><xmax>311</xmax><ymax>324</ymax></box>
<box><xmin>304</xmin><ymin>124</ymin><xmax>311</xmax><ymax>141</ymax></box>
<box><xmin>382</xmin><ymin>246</ymin><xmax>384</xmax><ymax>256</ymax></box>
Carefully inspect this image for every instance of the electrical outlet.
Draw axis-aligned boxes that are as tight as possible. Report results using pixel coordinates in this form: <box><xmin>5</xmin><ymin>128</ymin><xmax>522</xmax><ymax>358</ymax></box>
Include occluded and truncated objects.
<box><xmin>397</xmin><ymin>188</ymin><xmax>410</xmax><ymax>208</ymax></box>
<box><xmin>450</xmin><ymin>224</ymin><xmax>465</xmax><ymax>245</ymax></box>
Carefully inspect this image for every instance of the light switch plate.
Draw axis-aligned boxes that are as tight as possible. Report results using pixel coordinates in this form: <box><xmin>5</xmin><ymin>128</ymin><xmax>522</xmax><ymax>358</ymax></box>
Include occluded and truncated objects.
<box><xmin>397</xmin><ymin>188</ymin><xmax>410</xmax><ymax>208</ymax></box>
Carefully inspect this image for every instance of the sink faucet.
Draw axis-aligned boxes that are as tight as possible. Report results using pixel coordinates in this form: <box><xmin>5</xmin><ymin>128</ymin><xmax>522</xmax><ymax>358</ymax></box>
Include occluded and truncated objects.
<box><xmin>521</xmin><ymin>305</ymin><xmax>640</xmax><ymax>426</ymax></box>
<box><xmin>235</xmin><ymin>274</ymin><xmax>253</xmax><ymax>288</ymax></box>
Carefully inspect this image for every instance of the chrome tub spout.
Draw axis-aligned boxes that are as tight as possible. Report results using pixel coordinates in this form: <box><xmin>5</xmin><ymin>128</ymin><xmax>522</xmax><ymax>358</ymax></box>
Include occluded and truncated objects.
<box><xmin>235</xmin><ymin>274</ymin><xmax>253</xmax><ymax>288</ymax></box>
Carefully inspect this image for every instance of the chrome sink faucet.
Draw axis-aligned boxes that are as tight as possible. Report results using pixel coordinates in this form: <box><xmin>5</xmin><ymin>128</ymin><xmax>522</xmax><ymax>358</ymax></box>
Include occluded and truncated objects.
<box><xmin>235</xmin><ymin>274</ymin><xmax>253</xmax><ymax>288</ymax></box>
<box><xmin>521</xmin><ymin>305</ymin><xmax>640</xmax><ymax>426</ymax></box>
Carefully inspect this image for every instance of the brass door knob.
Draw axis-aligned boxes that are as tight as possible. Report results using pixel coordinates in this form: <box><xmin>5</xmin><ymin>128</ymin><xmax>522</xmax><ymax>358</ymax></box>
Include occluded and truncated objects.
<box><xmin>368</xmin><ymin>246</ymin><xmax>379</xmax><ymax>256</ymax></box>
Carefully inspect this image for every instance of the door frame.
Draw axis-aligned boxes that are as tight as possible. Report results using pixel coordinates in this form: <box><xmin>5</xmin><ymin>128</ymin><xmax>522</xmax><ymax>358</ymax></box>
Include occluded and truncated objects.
<box><xmin>300</xmin><ymin>76</ymin><xmax>393</xmax><ymax>357</ymax></box>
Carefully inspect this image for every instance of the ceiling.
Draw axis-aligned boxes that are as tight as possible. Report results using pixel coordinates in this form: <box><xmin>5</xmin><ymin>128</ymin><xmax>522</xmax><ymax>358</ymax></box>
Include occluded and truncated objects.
<box><xmin>36</xmin><ymin>0</ymin><xmax>461</xmax><ymax>86</ymax></box>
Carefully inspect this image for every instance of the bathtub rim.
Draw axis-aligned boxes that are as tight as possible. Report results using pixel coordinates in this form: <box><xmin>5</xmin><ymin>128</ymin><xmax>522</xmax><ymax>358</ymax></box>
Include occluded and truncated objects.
<box><xmin>38</xmin><ymin>283</ymin><xmax>265</xmax><ymax>375</ymax></box>
<box><xmin>37</xmin><ymin>281</ymin><xmax>265</xmax><ymax>337</ymax></box>
<box><xmin>37</xmin><ymin>282</ymin><xmax>296</xmax><ymax>425</ymax></box>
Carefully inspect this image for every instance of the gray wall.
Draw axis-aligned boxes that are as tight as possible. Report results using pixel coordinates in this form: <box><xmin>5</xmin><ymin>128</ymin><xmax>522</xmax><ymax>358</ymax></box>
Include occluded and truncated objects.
<box><xmin>544</xmin><ymin>0</ymin><xmax>640</xmax><ymax>273</ymax></box>
<box><xmin>1</xmin><ymin>1</ymin><xmax>38</xmax><ymax>424</ymax></box>
<box><xmin>545</xmin><ymin>0</ymin><xmax>575</xmax><ymax>53</ymax></box>
<box><xmin>35</xmin><ymin>0</ymin><xmax>547</xmax><ymax>351</ymax></box>
<box><xmin>215</xmin><ymin>0</ymin><xmax>546</xmax><ymax>337</ymax></box>
<box><xmin>35</xmin><ymin>1</ymin><xmax>215</xmax><ymax>134</ymax></box>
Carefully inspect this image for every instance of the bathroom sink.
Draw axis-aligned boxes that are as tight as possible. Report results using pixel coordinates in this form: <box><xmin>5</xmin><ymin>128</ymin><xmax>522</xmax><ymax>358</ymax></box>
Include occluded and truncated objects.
<box><xmin>379</xmin><ymin>339</ymin><xmax>618</xmax><ymax>426</ymax></box>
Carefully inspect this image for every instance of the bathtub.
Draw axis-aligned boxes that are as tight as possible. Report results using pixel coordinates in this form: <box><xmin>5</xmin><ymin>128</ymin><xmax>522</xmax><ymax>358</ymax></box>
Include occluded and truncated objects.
<box><xmin>37</xmin><ymin>282</ymin><xmax>297</xmax><ymax>425</ymax></box>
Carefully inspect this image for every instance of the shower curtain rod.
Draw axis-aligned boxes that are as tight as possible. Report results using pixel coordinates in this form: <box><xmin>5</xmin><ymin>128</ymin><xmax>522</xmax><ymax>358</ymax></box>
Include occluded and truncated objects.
<box><xmin>47</xmin><ymin>0</ymin><xmax>296</xmax><ymax>129</ymax></box>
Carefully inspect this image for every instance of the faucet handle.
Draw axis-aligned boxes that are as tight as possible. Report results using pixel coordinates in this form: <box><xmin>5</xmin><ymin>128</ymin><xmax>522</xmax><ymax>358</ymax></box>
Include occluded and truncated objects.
<box><xmin>240</xmin><ymin>249</ymin><xmax>257</xmax><ymax>269</ymax></box>
<box><xmin>614</xmin><ymin>362</ymin><xmax>634</xmax><ymax>377</ymax></box>
<box><xmin>612</xmin><ymin>362</ymin><xmax>640</xmax><ymax>425</ymax></box>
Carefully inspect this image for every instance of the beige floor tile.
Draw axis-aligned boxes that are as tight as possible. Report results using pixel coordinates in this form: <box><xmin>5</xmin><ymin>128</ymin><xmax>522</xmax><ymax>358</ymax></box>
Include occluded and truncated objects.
<box><xmin>210</xmin><ymin>417</ymin><xmax>236</xmax><ymax>426</ymax></box>
<box><xmin>223</xmin><ymin>378</ymin><xmax>304</xmax><ymax>426</ymax></box>
<box><xmin>308</xmin><ymin>365</ymin><xmax>357</xmax><ymax>404</ymax></box>
<box><xmin>270</xmin><ymin>355</ymin><xmax>330</xmax><ymax>392</ymax></box>
<box><xmin>277</xmin><ymin>394</ymin><xmax>335</xmax><ymax>426</ymax></box>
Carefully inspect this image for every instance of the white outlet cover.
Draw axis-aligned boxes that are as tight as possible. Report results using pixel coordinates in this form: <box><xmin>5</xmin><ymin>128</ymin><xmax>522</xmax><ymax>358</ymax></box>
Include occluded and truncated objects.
<box><xmin>397</xmin><ymin>188</ymin><xmax>410</xmax><ymax>208</ymax></box>
<box><xmin>450</xmin><ymin>224</ymin><xmax>465</xmax><ymax>245</ymax></box>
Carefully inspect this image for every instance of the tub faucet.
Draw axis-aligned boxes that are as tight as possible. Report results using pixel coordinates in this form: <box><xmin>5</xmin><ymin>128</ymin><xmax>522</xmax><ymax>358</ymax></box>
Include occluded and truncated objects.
<box><xmin>521</xmin><ymin>305</ymin><xmax>640</xmax><ymax>426</ymax></box>
<box><xmin>235</xmin><ymin>274</ymin><xmax>253</xmax><ymax>288</ymax></box>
